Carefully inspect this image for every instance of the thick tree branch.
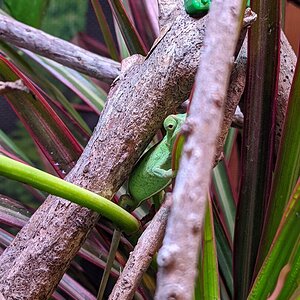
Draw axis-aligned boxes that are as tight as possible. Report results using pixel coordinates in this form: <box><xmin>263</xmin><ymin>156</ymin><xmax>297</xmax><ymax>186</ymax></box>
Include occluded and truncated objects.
<box><xmin>157</xmin><ymin>0</ymin><xmax>182</xmax><ymax>29</ymax></box>
<box><xmin>155</xmin><ymin>0</ymin><xmax>245</xmax><ymax>298</ymax></box>
<box><xmin>0</xmin><ymin>10</ymin><xmax>209</xmax><ymax>299</ymax></box>
<box><xmin>276</xmin><ymin>31</ymin><xmax>297</xmax><ymax>153</ymax></box>
<box><xmin>0</xmin><ymin>15</ymin><xmax>120</xmax><ymax>83</ymax></box>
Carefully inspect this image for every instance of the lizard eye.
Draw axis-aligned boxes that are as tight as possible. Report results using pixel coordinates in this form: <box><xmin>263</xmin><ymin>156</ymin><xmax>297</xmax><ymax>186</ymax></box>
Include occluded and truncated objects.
<box><xmin>164</xmin><ymin>116</ymin><xmax>177</xmax><ymax>132</ymax></box>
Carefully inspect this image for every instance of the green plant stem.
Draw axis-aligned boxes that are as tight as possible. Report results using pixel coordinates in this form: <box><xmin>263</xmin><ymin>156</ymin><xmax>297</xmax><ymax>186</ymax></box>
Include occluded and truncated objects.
<box><xmin>0</xmin><ymin>155</ymin><xmax>139</xmax><ymax>233</ymax></box>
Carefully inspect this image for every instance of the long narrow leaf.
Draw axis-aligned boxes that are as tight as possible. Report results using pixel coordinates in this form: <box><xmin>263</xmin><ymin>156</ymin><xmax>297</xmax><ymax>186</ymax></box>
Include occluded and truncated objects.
<box><xmin>277</xmin><ymin>244</ymin><xmax>300</xmax><ymax>300</ymax></box>
<box><xmin>0</xmin><ymin>42</ymin><xmax>93</xmax><ymax>135</ymax></box>
<box><xmin>108</xmin><ymin>0</ymin><xmax>147</xmax><ymax>55</ymax></box>
<box><xmin>26</xmin><ymin>53</ymin><xmax>107</xmax><ymax>113</ymax></box>
<box><xmin>248</xmin><ymin>179</ymin><xmax>300</xmax><ymax>299</ymax></box>
<box><xmin>0</xmin><ymin>194</ymin><xmax>30</xmax><ymax>228</ymax></box>
<box><xmin>196</xmin><ymin>196</ymin><xmax>220</xmax><ymax>299</ymax></box>
<box><xmin>257</xmin><ymin>53</ymin><xmax>300</xmax><ymax>269</ymax></box>
<box><xmin>0</xmin><ymin>130</ymin><xmax>31</xmax><ymax>163</ymax></box>
<box><xmin>91</xmin><ymin>0</ymin><xmax>119</xmax><ymax>61</ymax></box>
<box><xmin>213</xmin><ymin>201</ymin><xmax>233</xmax><ymax>298</ymax></box>
<box><xmin>0</xmin><ymin>54</ymin><xmax>83</xmax><ymax>176</ymax></box>
<box><xmin>233</xmin><ymin>0</ymin><xmax>281</xmax><ymax>297</ymax></box>
<box><xmin>113</xmin><ymin>17</ymin><xmax>130</xmax><ymax>59</ymax></box>
<box><xmin>128</xmin><ymin>0</ymin><xmax>156</xmax><ymax>50</ymax></box>
<box><xmin>212</xmin><ymin>161</ymin><xmax>236</xmax><ymax>242</ymax></box>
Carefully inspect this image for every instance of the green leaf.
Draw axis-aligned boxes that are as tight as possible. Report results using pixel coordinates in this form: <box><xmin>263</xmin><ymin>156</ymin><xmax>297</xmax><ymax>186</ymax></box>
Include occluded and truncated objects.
<box><xmin>4</xmin><ymin>0</ymin><xmax>49</xmax><ymax>28</ymax></box>
<box><xmin>257</xmin><ymin>54</ymin><xmax>300</xmax><ymax>270</ymax></box>
<box><xmin>248</xmin><ymin>179</ymin><xmax>300</xmax><ymax>299</ymax></box>
<box><xmin>213</xmin><ymin>203</ymin><xmax>233</xmax><ymax>298</ymax></box>
<box><xmin>212</xmin><ymin>161</ymin><xmax>236</xmax><ymax>241</ymax></box>
<box><xmin>0</xmin><ymin>130</ymin><xmax>31</xmax><ymax>163</ymax></box>
<box><xmin>195</xmin><ymin>196</ymin><xmax>220</xmax><ymax>299</ymax></box>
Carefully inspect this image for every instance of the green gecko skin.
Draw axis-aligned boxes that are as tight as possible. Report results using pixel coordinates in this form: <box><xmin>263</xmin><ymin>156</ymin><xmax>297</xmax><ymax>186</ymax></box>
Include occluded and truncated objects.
<box><xmin>184</xmin><ymin>0</ymin><xmax>250</xmax><ymax>16</ymax></box>
<box><xmin>128</xmin><ymin>114</ymin><xmax>186</xmax><ymax>208</ymax></box>
<box><xmin>184</xmin><ymin>0</ymin><xmax>211</xmax><ymax>15</ymax></box>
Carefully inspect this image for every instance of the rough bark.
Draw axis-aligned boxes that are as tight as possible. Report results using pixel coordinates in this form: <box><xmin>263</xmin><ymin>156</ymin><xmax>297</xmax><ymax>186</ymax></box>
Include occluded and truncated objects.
<box><xmin>0</xmin><ymin>9</ymin><xmax>208</xmax><ymax>299</ymax></box>
<box><xmin>155</xmin><ymin>0</ymin><xmax>245</xmax><ymax>298</ymax></box>
<box><xmin>0</xmin><ymin>15</ymin><xmax>120</xmax><ymax>83</ymax></box>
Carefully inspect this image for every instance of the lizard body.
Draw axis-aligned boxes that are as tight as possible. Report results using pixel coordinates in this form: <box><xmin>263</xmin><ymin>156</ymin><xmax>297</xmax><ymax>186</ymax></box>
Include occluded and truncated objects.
<box><xmin>128</xmin><ymin>113</ymin><xmax>186</xmax><ymax>208</ymax></box>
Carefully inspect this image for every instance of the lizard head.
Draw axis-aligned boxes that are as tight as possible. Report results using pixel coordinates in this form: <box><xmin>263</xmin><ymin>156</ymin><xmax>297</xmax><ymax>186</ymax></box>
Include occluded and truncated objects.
<box><xmin>163</xmin><ymin>114</ymin><xmax>186</xmax><ymax>147</ymax></box>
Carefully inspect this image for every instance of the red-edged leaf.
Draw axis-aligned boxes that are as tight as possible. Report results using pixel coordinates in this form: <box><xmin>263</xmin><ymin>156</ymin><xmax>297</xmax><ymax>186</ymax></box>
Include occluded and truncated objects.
<box><xmin>0</xmin><ymin>54</ymin><xmax>83</xmax><ymax>177</ymax></box>
<box><xmin>0</xmin><ymin>194</ymin><xmax>30</xmax><ymax>228</ymax></box>
<box><xmin>233</xmin><ymin>0</ymin><xmax>281</xmax><ymax>298</ymax></box>
<box><xmin>128</xmin><ymin>0</ymin><xmax>157</xmax><ymax>50</ymax></box>
<box><xmin>108</xmin><ymin>0</ymin><xmax>148</xmax><ymax>55</ymax></box>
<box><xmin>91</xmin><ymin>0</ymin><xmax>120</xmax><ymax>61</ymax></box>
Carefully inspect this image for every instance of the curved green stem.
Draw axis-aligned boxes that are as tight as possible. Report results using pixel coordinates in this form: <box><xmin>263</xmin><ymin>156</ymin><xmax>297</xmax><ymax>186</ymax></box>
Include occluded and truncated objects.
<box><xmin>0</xmin><ymin>155</ymin><xmax>140</xmax><ymax>233</ymax></box>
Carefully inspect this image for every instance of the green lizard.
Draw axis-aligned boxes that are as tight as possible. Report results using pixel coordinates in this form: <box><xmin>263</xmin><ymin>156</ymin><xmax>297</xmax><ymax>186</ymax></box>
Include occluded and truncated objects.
<box><xmin>127</xmin><ymin>113</ymin><xmax>186</xmax><ymax>209</ymax></box>
<box><xmin>97</xmin><ymin>113</ymin><xmax>186</xmax><ymax>300</ymax></box>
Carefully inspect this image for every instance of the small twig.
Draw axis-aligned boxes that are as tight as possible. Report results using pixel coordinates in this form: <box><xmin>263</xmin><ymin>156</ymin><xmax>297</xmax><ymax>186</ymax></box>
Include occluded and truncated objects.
<box><xmin>109</xmin><ymin>196</ymin><xmax>172</xmax><ymax>300</ymax></box>
<box><xmin>155</xmin><ymin>0</ymin><xmax>245</xmax><ymax>298</ymax></box>
<box><xmin>0</xmin><ymin>15</ymin><xmax>120</xmax><ymax>83</ymax></box>
<box><xmin>0</xmin><ymin>79</ymin><xmax>29</xmax><ymax>95</ymax></box>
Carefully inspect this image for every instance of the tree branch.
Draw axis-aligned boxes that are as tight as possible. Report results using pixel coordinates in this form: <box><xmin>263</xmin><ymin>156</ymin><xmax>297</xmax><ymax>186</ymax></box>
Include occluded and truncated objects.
<box><xmin>0</xmin><ymin>10</ymin><xmax>209</xmax><ymax>299</ymax></box>
<box><xmin>0</xmin><ymin>15</ymin><xmax>120</xmax><ymax>83</ymax></box>
<box><xmin>107</xmin><ymin>42</ymin><xmax>249</xmax><ymax>299</ymax></box>
<box><xmin>109</xmin><ymin>195</ymin><xmax>172</xmax><ymax>300</ymax></box>
<box><xmin>157</xmin><ymin>0</ymin><xmax>182</xmax><ymax>29</ymax></box>
<box><xmin>155</xmin><ymin>0</ymin><xmax>245</xmax><ymax>298</ymax></box>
